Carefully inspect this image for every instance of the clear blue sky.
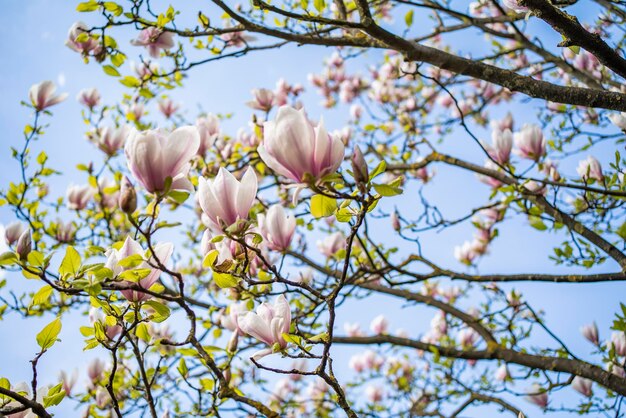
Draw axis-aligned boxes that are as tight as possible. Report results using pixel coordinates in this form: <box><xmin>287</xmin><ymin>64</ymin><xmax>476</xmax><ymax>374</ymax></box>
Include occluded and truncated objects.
<box><xmin>0</xmin><ymin>1</ymin><xmax>620</xmax><ymax>416</ymax></box>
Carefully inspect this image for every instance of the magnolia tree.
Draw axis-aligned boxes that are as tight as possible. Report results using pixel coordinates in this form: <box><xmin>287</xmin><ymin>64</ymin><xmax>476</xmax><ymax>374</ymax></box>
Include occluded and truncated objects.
<box><xmin>2</xmin><ymin>0</ymin><xmax>626</xmax><ymax>417</ymax></box>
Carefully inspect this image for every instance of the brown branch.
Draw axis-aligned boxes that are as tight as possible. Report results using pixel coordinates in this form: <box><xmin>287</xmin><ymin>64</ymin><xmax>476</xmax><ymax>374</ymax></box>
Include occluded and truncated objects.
<box><xmin>521</xmin><ymin>0</ymin><xmax>626</xmax><ymax>79</ymax></box>
<box><xmin>333</xmin><ymin>335</ymin><xmax>626</xmax><ymax>395</ymax></box>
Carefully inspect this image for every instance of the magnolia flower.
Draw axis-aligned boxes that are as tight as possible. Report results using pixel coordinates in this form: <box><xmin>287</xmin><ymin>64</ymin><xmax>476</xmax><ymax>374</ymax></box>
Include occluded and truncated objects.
<box><xmin>105</xmin><ymin>236</ymin><xmax>173</xmax><ymax>302</ymax></box>
<box><xmin>525</xmin><ymin>384</ymin><xmax>548</xmax><ymax>409</ymax></box>
<box><xmin>16</xmin><ymin>229</ymin><xmax>31</xmax><ymax>260</ymax></box>
<box><xmin>344</xmin><ymin>322</ymin><xmax>363</xmax><ymax>337</ymax></box>
<box><xmin>239</xmin><ymin>295</ymin><xmax>292</xmax><ymax>360</ymax></box>
<box><xmin>130</xmin><ymin>27</ymin><xmax>175</xmax><ymax>58</ymax></box>
<box><xmin>572</xmin><ymin>376</ymin><xmax>593</xmax><ymax>397</ymax></box>
<box><xmin>365</xmin><ymin>385</ymin><xmax>384</xmax><ymax>403</ymax></box>
<box><xmin>77</xmin><ymin>88</ymin><xmax>101</xmax><ymax>109</ymax></box>
<box><xmin>29</xmin><ymin>81</ymin><xmax>67</xmax><ymax>111</ymax></box>
<box><xmin>197</xmin><ymin>167</ymin><xmax>258</xmax><ymax>232</ymax></box>
<box><xmin>55</xmin><ymin>221</ymin><xmax>75</xmax><ymax>243</ymax></box>
<box><xmin>158</xmin><ymin>98</ymin><xmax>179</xmax><ymax>119</ymax></box>
<box><xmin>485</xmin><ymin>129</ymin><xmax>513</xmax><ymax>165</ymax></box>
<box><xmin>577</xmin><ymin>156</ymin><xmax>603</xmax><ymax>182</ymax></box>
<box><xmin>458</xmin><ymin>328</ymin><xmax>479</xmax><ymax>348</ymax></box>
<box><xmin>95</xmin><ymin>125</ymin><xmax>132</xmax><ymax>156</ymax></box>
<box><xmin>4</xmin><ymin>221</ymin><xmax>26</xmax><ymax>245</ymax></box>
<box><xmin>580</xmin><ymin>322</ymin><xmax>599</xmax><ymax>345</ymax></box>
<box><xmin>5</xmin><ymin>382</ymin><xmax>49</xmax><ymax>418</ymax></box>
<box><xmin>494</xmin><ymin>364</ymin><xmax>510</xmax><ymax>381</ymax></box>
<box><xmin>125</xmin><ymin>126</ymin><xmax>200</xmax><ymax>193</ymax></box>
<box><xmin>67</xmin><ymin>184</ymin><xmax>94</xmax><ymax>210</ymax></box>
<box><xmin>118</xmin><ymin>176</ymin><xmax>137</xmax><ymax>213</ymax></box>
<box><xmin>609</xmin><ymin>112</ymin><xmax>626</xmax><ymax>131</ymax></box>
<box><xmin>65</xmin><ymin>21</ymin><xmax>102</xmax><ymax>55</ymax></box>
<box><xmin>514</xmin><ymin>124</ymin><xmax>545</xmax><ymax>161</ymax></box>
<box><xmin>59</xmin><ymin>370</ymin><xmax>78</xmax><ymax>397</ymax></box>
<box><xmin>454</xmin><ymin>241</ymin><xmax>476</xmax><ymax>265</ymax></box>
<box><xmin>257</xmin><ymin>204</ymin><xmax>296</xmax><ymax>251</ymax></box>
<box><xmin>259</xmin><ymin>106</ymin><xmax>345</xmax><ymax>183</ymax></box>
<box><xmin>196</xmin><ymin>114</ymin><xmax>220</xmax><ymax>157</ymax></box>
<box><xmin>316</xmin><ymin>231</ymin><xmax>345</xmax><ymax>257</ymax></box>
<box><xmin>370</xmin><ymin>315</ymin><xmax>389</xmax><ymax>335</ymax></box>
<box><xmin>503</xmin><ymin>0</ymin><xmax>529</xmax><ymax>13</ymax></box>
<box><xmin>247</xmin><ymin>88</ymin><xmax>275</xmax><ymax>112</ymax></box>
<box><xmin>611</xmin><ymin>331</ymin><xmax>626</xmax><ymax>357</ymax></box>
<box><xmin>219</xmin><ymin>301</ymin><xmax>250</xmax><ymax>335</ymax></box>
<box><xmin>490</xmin><ymin>113</ymin><xmax>514</xmax><ymax>132</ymax></box>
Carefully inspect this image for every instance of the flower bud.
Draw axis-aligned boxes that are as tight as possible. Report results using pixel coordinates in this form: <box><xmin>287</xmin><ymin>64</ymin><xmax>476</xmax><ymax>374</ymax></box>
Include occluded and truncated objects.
<box><xmin>118</xmin><ymin>176</ymin><xmax>137</xmax><ymax>213</ymax></box>
<box><xmin>16</xmin><ymin>229</ymin><xmax>32</xmax><ymax>260</ymax></box>
<box><xmin>351</xmin><ymin>146</ymin><xmax>369</xmax><ymax>186</ymax></box>
<box><xmin>227</xmin><ymin>332</ymin><xmax>239</xmax><ymax>353</ymax></box>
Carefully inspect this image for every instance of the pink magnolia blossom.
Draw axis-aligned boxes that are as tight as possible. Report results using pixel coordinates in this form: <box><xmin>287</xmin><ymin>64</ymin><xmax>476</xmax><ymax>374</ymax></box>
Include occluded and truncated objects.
<box><xmin>4</xmin><ymin>221</ymin><xmax>26</xmax><ymax>245</ymax></box>
<box><xmin>503</xmin><ymin>0</ymin><xmax>529</xmax><ymax>13</ymax></box>
<box><xmin>572</xmin><ymin>376</ymin><xmax>593</xmax><ymax>397</ymax></box>
<box><xmin>577</xmin><ymin>156</ymin><xmax>604</xmax><ymax>182</ymax></box>
<box><xmin>95</xmin><ymin>125</ymin><xmax>133</xmax><ymax>156</ymax></box>
<box><xmin>67</xmin><ymin>184</ymin><xmax>94</xmax><ymax>210</ymax></box>
<box><xmin>611</xmin><ymin>331</ymin><xmax>626</xmax><ymax>356</ymax></box>
<box><xmin>197</xmin><ymin>167</ymin><xmax>258</xmax><ymax>232</ymax></box>
<box><xmin>490</xmin><ymin>113</ymin><xmax>514</xmax><ymax>131</ymax></box>
<box><xmin>526</xmin><ymin>384</ymin><xmax>548</xmax><ymax>409</ymax></box>
<box><xmin>130</xmin><ymin>27</ymin><xmax>175</xmax><ymax>58</ymax></box>
<box><xmin>514</xmin><ymin>124</ymin><xmax>545</xmax><ymax>161</ymax></box>
<box><xmin>257</xmin><ymin>204</ymin><xmax>296</xmax><ymax>251</ymax></box>
<box><xmin>16</xmin><ymin>229</ymin><xmax>31</xmax><ymax>261</ymax></box>
<box><xmin>125</xmin><ymin>126</ymin><xmax>200</xmax><ymax>193</ymax></box>
<box><xmin>158</xmin><ymin>98</ymin><xmax>180</xmax><ymax>119</ymax></box>
<box><xmin>316</xmin><ymin>231</ymin><xmax>345</xmax><ymax>257</ymax></box>
<box><xmin>247</xmin><ymin>88</ymin><xmax>275</xmax><ymax>112</ymax></box>
<box><xmin>196</xmin><ymin>114</ymin><xmax>220</xmax><ymax>157</ymax></box>
<box><xmin>29</xmin><ymin>81</ymin><xmax>68</xmax><ymax>111</ymax></box>
<box><xmin>365</xmin><ymin>385</ymin><xmax>384</xmax><ymax>403</ymax></box>
<box><xmin>344</xmin><ymin>322</ymin><xmax>363</xmax><ymax>337</ymax></box>
<box><xmin>59</xmin><ymin>370</ymin><xmax>78</xmax><ymax>397</ymax></box>
<box><xmin>494</xmin><ymin>364</ymin><xmax>510</xmax><ymax>381</ymax></box>
<box><xmin>239</xmin><ymin>295</ymin><xmax>292</xmax><ymax>360</ymax></box>
<box><xmin>458</xmin><ymin>328</ymin><xmax>479</xmax><ymax>348</ymax></box>
<box><xmin>219</xmin><ymin>301</ymin><xmax>250</xmax><ymax>335</ymax></box>
<box><xmin>65</xmin><ymin>21</ymin><xmax>102</xmax><ymax>55</ymax></box>
<box><xmin>580</xmin><ymin>322</ymin><xmax>599</xmax><ymax>345</ymax></box>
<box><xmin>485</xmin><ymin>129</ymin><xmax>513</xmax><ymax>164</ymax></box>
<box><xmin>104</xmin><ymin>236</ymin><xmax>174</xmax><ymax>302</ymax></box>
<box><xmin>454</xmin><ymin>241</ymin><xmax>477</xmax><ymax>265</ymax></box>
<box><xmin>77</xmin><ymin>88</ymin><xmax>101</xmax><ymax>109</ymax></box>
<box><xmin>118</xmin><ymin>176</ymin><xmax>137</xmax><ymax>214</ymax></box>
<box><xmin>609</xmin><ymin>112</ymin><xmax>626</xmax><ymax>131</ymax></box>
<box><xmin>259</xmin><ymin>106</ymin><xmax>345</xmax><ymax>183</ymax></box>
<box><xmin>370</xmin><ymin>314</ymin><xmax>389</xmax><ymax>335</ymax></box>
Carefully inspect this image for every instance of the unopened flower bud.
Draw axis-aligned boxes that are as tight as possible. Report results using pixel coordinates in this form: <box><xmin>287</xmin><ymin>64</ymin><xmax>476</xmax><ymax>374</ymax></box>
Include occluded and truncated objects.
<box><xmin>351</xmin><ymin>145</ymin><xmax>369</xmax><ymax>186</ymax></box>
<box><xmin>227</xmin><ymin>332</ymin><xmax>239</xmax><ymax>352</ymax></box>
<box><xmin>118</xmin><ymin>176</ymin><xmax>137</xmax><ymax>213</ymax></box>
<box><xmin>391</xmin><ymin>212</ymin><xmax>401</xmax><ymax>231</ymax></box>
<box><xmin>16</xmin><ymin>229</ymin><xmax>32</xmax><ymax>260</ymax></box>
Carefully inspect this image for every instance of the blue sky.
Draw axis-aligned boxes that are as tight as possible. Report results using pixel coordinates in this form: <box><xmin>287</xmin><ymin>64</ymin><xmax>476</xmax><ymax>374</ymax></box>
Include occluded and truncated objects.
<box><xmin>0</xmin><ymin>0</ymin><xmax>622</xmax><ymax>416</ymax></box>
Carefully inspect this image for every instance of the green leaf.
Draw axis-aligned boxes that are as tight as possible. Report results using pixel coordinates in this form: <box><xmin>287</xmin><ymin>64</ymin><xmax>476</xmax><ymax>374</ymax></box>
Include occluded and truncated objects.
<box><xmin>103</xmin><ymin>65</ymin><xmax>120</xmax><ymax>77</ymax></box>
<box><xmin>405</xmin><ymin>9</ymin><xmax>414</xmax><ymax>27</ymax></box>
<box><xmin>119</xmin><ymin>75</ymin><xmax>141</xmax><ymax>88</ymax></box>
<box><xmin>282</xmin><ymin>333</ymin><xmax>301</xmax><ymax>345</ymax></box>
<box><xmin>373</xmin><ymin>183</ymin><xmax>403</xmax><ymax>197</ymax></box>
<box><xmin>336</xmin><ymin>207</ymin><xmax>353</xmax><ymax>222</ymax></box>
<box><xmin>30</xmin><ymin>285</ymin><xmax>53</xmax><ymax>308</ymax></box>
<box><xmin>43</xmin><ymin>383</ymin><xmax>65</xmax><ymax>407</ymax></box>
<box><xmin>103</xmin><ymin>1</ymin><xmax>123</xmax><ymax>16</ymax></box>
<box><xmin>59</xmin><ymin>246</ymin><xmax>81</xmax><ymax>277</ymax></box>
<box><xmin>76</xmin><ymin>0</ymin><xmax>100</xmax><ymax>12</ymax></box>
<box><xmin>213</xmin><ymin>272</ymin><xmax>239</xmax><ymax>289</ymax></box>
<box><xmin>310</xmin><ymin>194</ymin><xmax>336</xmax><ymax>218</ymax></box>
<box><xmin>135</xmin><ymin>322</ymin><xmax>150</xmax><ymax>342</ymax></box>
<box><xmin>178</xmin><ymin>358</ymin><xmax>188</xmax><ymax>378</ymax></box>
<box><xmin>202</xmin><ymin>249</ymin><xmax>219</xmax><ymax>268</ymax></box>
<box><xmin>0</xmin><ymin>251</ymin><xmax>18</xmax><ymax>266</ymax></box>
<box><xmin>369</xmin><ymin>160</ymin><xmax>386</xmax><ymax>180</ymax></box>
<box><xmin>142</xmin><ymin>300</ymin><xmax>170</xmax><ymax>323</ymax></box>
<box><xmin>36</xmin><ymin>317</ymin><xmax>62</xmax><ymax>351</ymax></box>
<box><xmin>110</xmin><ymin>53</ymin><xmax>126</xmax><ymax>67</ymax></box>
<box><xmin>313</xmin><ymin>0</ymin><xmax>325</xmax><ymax>13</ymax></box>
<box><xmin>529</xmin><ymin>216</ymin><xmax>547</xmax><ymax>231</ymax></box>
